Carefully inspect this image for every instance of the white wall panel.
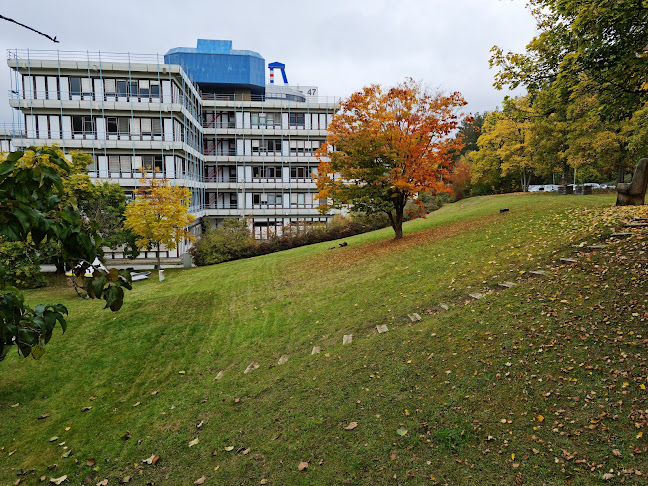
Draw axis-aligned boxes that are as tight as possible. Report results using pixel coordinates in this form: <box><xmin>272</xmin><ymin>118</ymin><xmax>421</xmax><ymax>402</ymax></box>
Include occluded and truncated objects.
<box><xmin>93</xmin><ymin>79</ymin><xmax>104</xmax><ymax>100</ymax></box>
<box><xmin>95</xmin><ymin>118</ymin><xmax>106</xmax><ymax>139</ymax></box>
<box><xmin>165</xmin><ymin>155</ymin><xmax>175</xmax><ymax>179</ymax></box>
<box><xmin>59</xmin><ymin>76</ymin><xmax>69</xmax><ymax>99</ymax></box>
<box><xmin>243</xmin><ymin>112</ymin><xmax>250</xmax><ymax>129</ymax></box>
<box><xmin>98</xmin><ymin>156</ymin><xmax>108</xmax><ymax>178</ymax></box>
<box><xmin>35</xmin><ymin>76</ymin><xmax>46</xmax><ymax>99</ymax></box>
<box><xmin>235</xmin><ymin>112</ymin><xmax>243</xmax><ymax>129</ymax></box>
<box><xmin>37</xmin><ymin>115</ymin><xmax>48</xmax><ymax>138</ymax></box>
<box><xmin>163</xmin><ymin>119</ymin><xmax>173</xmax><ymax>141</ymax></box>
<box><xmin>282</xmin><ymin>112</ymin><xmax>288</xmax><ymax>129</ymax></box>
<box><xmin>61</xmin><ymin>116</ymin><xmax>71</xmax><ymax>138</ymax></box>
<box><xmin>244</xmin><ymin>139</ymin><xmax>251</xmax><ymax>156</ymax></box>
<box><xmin>46</xmin><ymin>76</ymin><xmax>58</xmax><ymax>100</ymax></box>
<box><xmin>162</xmin><ymin>80</ymin><xmax>171</xmax><ymax>103</ymax></box>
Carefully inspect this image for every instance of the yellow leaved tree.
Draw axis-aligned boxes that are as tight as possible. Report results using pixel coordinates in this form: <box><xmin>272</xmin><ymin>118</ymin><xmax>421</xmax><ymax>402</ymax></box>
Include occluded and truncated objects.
<box><xmin>124</xmin><ymin>177</ymin><xmax>195</xmax><ymax>278</ymax></box>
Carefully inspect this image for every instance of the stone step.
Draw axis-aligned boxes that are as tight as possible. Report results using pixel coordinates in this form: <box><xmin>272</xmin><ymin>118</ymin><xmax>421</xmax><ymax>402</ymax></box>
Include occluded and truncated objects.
<box><xmin>528</xmin><ymin>270</ymin><xmax>547</xmax><ymax>276</ymax></box>
<box><xmin>560</xmin><ymin>258</ymin><xmax>578</xmax><ymax>264</ymax></box>
<box><xmin>244</xmin><ymin>361</ymin><xmax>259</xmax><ymax>374</ymax></box>
<box><xmin>376</xmin><ymin>324</ymin><xmax>389</xmax><ymax>334</ymax></box>
<box><xmin>277</xmin><ymin>355</ymin><xmax>289</xmax><ymax>365</ymax></box>
<box><xmin>439</xmin><ymin>304</ymin><xmax>450</xmax><ymax>311</ymax></box>
<box><xmin>624</xmin><ymin>223</ymin><xmax>648</xmax><ymax>228</ymax></box>
<box><xmin>469</xmin><ymin>292</ymin><xmax>485</xmax><ymax>300</ymax></box>
<box><xmin>343</xmin><ymin>334</ymin><xmax>353</xmax><ymax>345</ymax></box>
<box><xmin>610</xmin><ymin>232</ymin><xmax>632</xmax><ymax>238</ymax></box>
<box><xmin>408</xmin><ymin>313</ymin><xmax>422</xmax><ymax>322</ymax></box>
<box><xmin>588</xmin><ymin>245</ymin><xmax>607</xmax><ymax>250</ymax></box>
<box><xmin>498</xmin><ymin>282</ymin><xmax>516</xmax><ymax>289</ymax></box>
<box><xmin>311</xmin><ymin>346</ymin><xmax>321</xmax><ymax>355</ymax></box>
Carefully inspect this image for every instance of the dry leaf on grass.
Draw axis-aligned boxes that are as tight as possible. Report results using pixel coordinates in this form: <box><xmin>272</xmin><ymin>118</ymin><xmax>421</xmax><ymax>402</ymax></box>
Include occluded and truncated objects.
<box><xmin>298</xmin><ymin>461</ymin><xmax>309</xmax><ymax>471</ymax></box>
<box><xmin>344</xmin><ymin>421</ymin><xmax>358</xmax><ymax>430</ymax></box>
<box><xmin>194</xmin><ymin>477</ymin><xmax>206</xmax><ymax>485</ymax></box>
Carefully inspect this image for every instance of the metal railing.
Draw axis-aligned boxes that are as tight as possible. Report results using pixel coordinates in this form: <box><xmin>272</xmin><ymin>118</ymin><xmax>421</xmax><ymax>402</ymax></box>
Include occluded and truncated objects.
<box><xmin>202</xmin><ymin>92</ymin><xmax>341</xmax><ymax>105</ymax></box>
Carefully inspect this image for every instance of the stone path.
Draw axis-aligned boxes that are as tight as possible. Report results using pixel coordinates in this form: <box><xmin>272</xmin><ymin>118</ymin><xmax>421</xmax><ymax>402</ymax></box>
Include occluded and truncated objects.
<box><xmin>219</xmin><ymin>219</ymin><xmax>646</xmax><ymax>385</ymax></box>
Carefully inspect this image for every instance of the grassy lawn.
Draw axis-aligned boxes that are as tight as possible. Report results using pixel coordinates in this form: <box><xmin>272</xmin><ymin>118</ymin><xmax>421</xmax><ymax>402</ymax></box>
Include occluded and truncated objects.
<box><xmin>2</xmin><ymin>192</ymin><xmax>647</xmax><ymax>485</ymax></box>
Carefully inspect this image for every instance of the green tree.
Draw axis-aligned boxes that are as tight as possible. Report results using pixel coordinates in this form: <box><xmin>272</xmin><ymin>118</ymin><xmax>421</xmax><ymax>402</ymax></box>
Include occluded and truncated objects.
<box><xmin>490</xmin><ymin>0</ymin><xmax>648</xmax><ymax>181</ymax></box>
<box><xmin>0</xmin><ymin>147</ymin><xmax>131</xmax><ymax>362</ymax></box>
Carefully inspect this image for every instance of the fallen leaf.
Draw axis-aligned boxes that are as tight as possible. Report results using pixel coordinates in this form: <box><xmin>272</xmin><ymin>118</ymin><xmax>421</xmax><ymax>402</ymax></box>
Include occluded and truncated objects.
<box><xmin>241</xmin><ymin>448</ymin><xmax>251</xmax><ymax>455</ymax></box>
<box><xmin>344</xmin><ymin>421</ymin><xmax>358</xmax><ymax>431</ymax></box>
<box><xmin>49</xmin><ymin>477</ymin><xmax>67</xmax><ymax>485</ymax></box>
<box><xmin>260</xmin><ymin>480</ymin><xmax>268</xmax><ymax>485</ymax></box>
<box><xmin>613</xmin><ymin>449</ymin><xmax>622</xmax><ymax>458</ymax></box>
<box><xmin>396</xmin><ymin>427</ymin><xmax>408</xmax><ymax>436</ymax></box>
<box><xmin>120</xmin><ymin>432</ymin><xmax>131</xmax><ymax>440</ymax></box>
<box><xmin>120</xmin><ymin>477</ymin><xmax>130</xmax><ymax>484</ymax></box>
<box><xmin>224</xmin><ymin>446</ymin><xmax>234</xmax><ymax>452</ymax></box>
<box><xmin>298</xmin><ymin>461</ymin><xmax>309</xmax><ymax>471</ymax></box>
<box><xmin>151</xmin><ymin>390</ymin><xmax>158</xmax><ymax>396</ymax></box>
<box><xmin>132</xmin><ymin>402</ymin><xmax>140</xmax><ymax>408</ymax></box>
<box><xmin>81</xmin><ymin>407</ymin><xmax>92</xmax><ymax>412</ymax></box>
<box><xmin>196</xmin><ymin>421</ymin><xmax>204</xmax><ymax>429</ymax></box>
<box><xmin>38</xmin><ymin>414</ymin><xmax>50</xmax><ymax>420</ymax></box>
<box><xmin>602</xmin><ymin>473</ymin><xmax>614</xmax><ymax>480</ymax></box>
<box><xmin>179</xmin><ymin>371</ymin><xmax>186</xmax><ymax>375</ymax></box>
<box><xmin>537</xmin><ymin>415</ymin><xmax>544</xmax><ymax>422</ymax></box>
<box><xmin>87</xmin><ymin>458</ymin><xmax>96</xmax><ymax>467</ymax></box>
<box><xmin>188</xmin><ymin>438</ymin><xmax>200</xmax><ymax>447</ymax></box>
<box><xmin>96</xmin><ymin>481</ymin><xmax>108</xmax><ymax>486</ymax></box>
<box><xmin>143</xmin><ymin>455</ymin><xmax>160</xmax><ymax>465</ymax></box>
<box><xmin>194</xmin><ymin>477</ymin><xmax>206</xmax><ymax>485</ymax></box>
<box><xmin>49</xmin><ymin>437</ymin><xmax>59</xmax><ymax>442</ymax></box>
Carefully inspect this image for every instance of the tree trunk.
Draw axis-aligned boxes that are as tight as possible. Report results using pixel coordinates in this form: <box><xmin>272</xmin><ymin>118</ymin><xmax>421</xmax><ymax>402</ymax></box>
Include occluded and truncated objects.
<box><xmin>156</xmin><ymin>244</ymin><xmax>162</xmax><ymax>275</ymax></box>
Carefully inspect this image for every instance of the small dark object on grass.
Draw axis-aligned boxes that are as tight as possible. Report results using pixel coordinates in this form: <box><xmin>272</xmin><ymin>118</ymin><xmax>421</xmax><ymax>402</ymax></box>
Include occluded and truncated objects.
<box><xmin>339</xmin><ymin>242</ymin><xmax>348</xmax><ymax>247</ymax></box>
<box><xmin>328</xmin><ymin>246</ymin><xmax>336</xmax><ymax>250</ymax></box>
<box><xmin>500</xmin><ymin>209</ymin><xmax>509</xmax><ymax>213</ymax></box>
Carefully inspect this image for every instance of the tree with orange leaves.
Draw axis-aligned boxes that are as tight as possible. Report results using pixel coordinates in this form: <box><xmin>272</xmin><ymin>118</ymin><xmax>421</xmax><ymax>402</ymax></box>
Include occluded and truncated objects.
<box><xmin>315</xmin><ymin>78</ymin><xmax>469</xmax><ymax>239</ymax></box>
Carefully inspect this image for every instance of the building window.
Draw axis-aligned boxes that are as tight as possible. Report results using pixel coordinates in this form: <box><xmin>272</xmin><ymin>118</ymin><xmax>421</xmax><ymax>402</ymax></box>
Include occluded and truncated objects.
<box><xmin>252</xmin><ymin>166</ymin><xmax>281</xmax><ymax>179</ymax></box>
<box><xmin>252</xmin><ymin>193</ymin><xmax>283</xmax><ymax>206</ymax></box>
<box><xmin>290</xmin><ymin>167</ymin><xmax>316</xmax><ymax>179</ymax></box>
<box><xmin>69</xmin><ymin>77</ymin><xmax>81</xmax><ymax>96</ymax></box>
<box><xmin>117</xmin><ymin>80</ymin><xmax>128</xmax><ymax>97</ymax></box>
<box><xmin>142</xmin><ymin>155</ymin><xmax>163</xmax><ymax>173</ymax></box>
<box><xmin>289</xmin><ymin>113</ymin><xmax>305</xmax><ymax>128</ymax></box>
<box><xmin>72</xmin><ymin>116</ymin><xmax>93</xmax><ymax>135</ymax></box>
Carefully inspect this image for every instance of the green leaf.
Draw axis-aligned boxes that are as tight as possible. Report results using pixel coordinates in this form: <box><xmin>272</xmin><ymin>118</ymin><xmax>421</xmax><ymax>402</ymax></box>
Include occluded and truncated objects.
<box><xmin>31</xmin><ymin>344</ymin><xmax>46</xmax><ymax>360</ymax></box>
<box><xmin>396</xmin><ymin>427</ymin><xmax>408</xmax><ymax>436</ymax></box>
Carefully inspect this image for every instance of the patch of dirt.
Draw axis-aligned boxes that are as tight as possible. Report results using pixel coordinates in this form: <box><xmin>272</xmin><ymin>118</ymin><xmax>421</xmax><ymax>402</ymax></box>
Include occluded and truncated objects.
<box><xmin>311</xmin><ymin>214</ymin><xmax>498</xmax><ymax>270</ymax></box>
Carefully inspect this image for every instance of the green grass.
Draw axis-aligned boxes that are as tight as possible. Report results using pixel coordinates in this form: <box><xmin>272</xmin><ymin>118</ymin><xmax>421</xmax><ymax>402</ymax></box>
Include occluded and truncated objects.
<box><xmin>2</xmin><ymin>192</ymin><xmax>647</xmax><ymax>485</ymax></box>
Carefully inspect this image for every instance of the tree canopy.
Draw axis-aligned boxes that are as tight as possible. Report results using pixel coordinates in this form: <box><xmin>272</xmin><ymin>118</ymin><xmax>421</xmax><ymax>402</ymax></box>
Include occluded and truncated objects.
<box><xmin>315</xmin><ymin>78</ymin><xmax>468</xmax><ymax>239</ymax></box>
<box><xmin>124</xmin><ymin>177</ymin><xmax>195</xmax><ymax>273</ymax></box>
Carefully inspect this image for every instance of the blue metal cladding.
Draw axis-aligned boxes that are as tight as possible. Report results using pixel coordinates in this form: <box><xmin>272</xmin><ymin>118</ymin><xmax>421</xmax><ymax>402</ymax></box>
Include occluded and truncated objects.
<box><xmin>164</xmin><ymin>40</ymin><xmax>265</xmax><ymax>90</ymax></box>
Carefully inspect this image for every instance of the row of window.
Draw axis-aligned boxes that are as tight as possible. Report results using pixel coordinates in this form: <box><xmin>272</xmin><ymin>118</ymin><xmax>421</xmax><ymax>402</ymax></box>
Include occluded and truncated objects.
<box><xmin>22</xmin><ymin>74</ymin><xmax>200</xmax><ymax>121</ymax></box>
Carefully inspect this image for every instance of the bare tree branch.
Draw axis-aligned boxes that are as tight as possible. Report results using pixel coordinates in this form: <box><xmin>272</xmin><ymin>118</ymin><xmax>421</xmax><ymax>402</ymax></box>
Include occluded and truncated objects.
<box><xmin>1</xmin><ymin>14</ymin><xmax>59</xmax><ymax>43</ymax></box>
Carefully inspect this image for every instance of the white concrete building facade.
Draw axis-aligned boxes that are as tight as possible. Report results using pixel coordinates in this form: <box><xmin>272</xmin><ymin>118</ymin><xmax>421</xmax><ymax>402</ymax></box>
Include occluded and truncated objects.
<box><xmin>5</xmin><ymin>41</ymin><xmax>339</xmax><ymax>257</ymax></box>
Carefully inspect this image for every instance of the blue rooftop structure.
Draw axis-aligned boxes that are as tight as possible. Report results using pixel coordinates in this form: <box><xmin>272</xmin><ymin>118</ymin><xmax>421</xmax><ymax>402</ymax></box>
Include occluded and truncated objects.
<box><xmin>165</xmin><ymin>40</ymin><xmax>266</xmax><ymax>95</ymax></box>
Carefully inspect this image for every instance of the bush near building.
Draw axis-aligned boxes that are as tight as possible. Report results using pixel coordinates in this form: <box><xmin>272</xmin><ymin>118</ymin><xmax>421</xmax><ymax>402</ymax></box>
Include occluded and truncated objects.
<box><xmin>190</xmin><ymin>213</ymin><xmax>391</xmax><ymax>266</ymax></box>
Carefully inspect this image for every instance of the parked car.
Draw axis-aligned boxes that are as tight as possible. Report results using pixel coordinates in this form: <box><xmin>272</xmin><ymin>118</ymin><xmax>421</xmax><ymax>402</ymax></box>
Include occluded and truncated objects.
<box><xmin>583</xmin><ymin>183</ymin><xmax>602</xmax><ymax>190</ymax></box>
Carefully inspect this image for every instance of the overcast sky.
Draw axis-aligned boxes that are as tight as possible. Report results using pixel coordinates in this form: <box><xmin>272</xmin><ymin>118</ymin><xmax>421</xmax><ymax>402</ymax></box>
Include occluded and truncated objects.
<box><xmin>0</xmin><ymin>0</ymin><xmax>536</xmax><ymax>123</ymax></box>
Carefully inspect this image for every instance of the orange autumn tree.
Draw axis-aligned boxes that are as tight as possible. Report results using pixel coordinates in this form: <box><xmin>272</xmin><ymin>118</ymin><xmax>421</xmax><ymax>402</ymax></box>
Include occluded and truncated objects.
<box><xmin>316</xmin><ymin>78</ymin><xmax>469</xmax><ymax>239</ymax></box>
<box><xmin>124</xmin><ymin>177</ymin><xmax>195</xmax><ymax>277</ymax></box>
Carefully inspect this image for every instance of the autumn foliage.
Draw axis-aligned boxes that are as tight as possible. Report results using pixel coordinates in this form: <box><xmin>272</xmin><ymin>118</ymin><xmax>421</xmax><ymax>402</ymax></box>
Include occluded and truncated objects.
<box><xmin>315</xmin><ymin>78</ymin><xmax>469</xmax><ymax>239</ymax></box>
<box><xmin>124</xmin><ymin>177</ymin><xmax>195</xmax><ymax>274</ymax></box>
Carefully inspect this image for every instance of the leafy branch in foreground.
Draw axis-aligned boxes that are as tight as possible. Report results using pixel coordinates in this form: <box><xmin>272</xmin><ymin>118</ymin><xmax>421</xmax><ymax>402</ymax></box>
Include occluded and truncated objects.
<box><xmin>0</xmin><ymin>147</ymin><xmax>131</xmax><ymax>362</ymax></box>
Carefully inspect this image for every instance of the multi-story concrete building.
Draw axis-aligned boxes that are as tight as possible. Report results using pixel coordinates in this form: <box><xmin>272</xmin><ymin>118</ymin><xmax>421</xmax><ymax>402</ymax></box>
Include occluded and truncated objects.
<box><xmin>4</xmin><ymin>39</ymin><xmax>339</xmax><ymax>257</ymax></box>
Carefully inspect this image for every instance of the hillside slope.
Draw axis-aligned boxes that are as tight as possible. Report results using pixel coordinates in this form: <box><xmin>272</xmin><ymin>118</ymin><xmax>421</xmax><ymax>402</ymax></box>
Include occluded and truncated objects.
<box><xmin>3</xmin><ymin>193</ymin><xmax>648</xmax><ymax>485</ymax></box>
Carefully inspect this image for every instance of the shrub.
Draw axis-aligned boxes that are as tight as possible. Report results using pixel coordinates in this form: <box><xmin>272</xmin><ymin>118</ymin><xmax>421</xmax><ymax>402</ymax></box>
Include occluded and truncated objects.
<box><xmin>404</xmin><ymin>191</ymin><xmax>449</xmax><ymax>222</ymax></box>
<box><xmin>190</xmin><ymin>219</ymin><xmax>253</xmax><ymax>266</ymax></box>
<box><xmin>0</xmin><ymin>241</ymin><xmax>46</xmax><ymax>289</ymax></box>
<box><xmin>191</xmin><ymin>213</ymin><xmax>391</xmax><ymax>266</ymax></box>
